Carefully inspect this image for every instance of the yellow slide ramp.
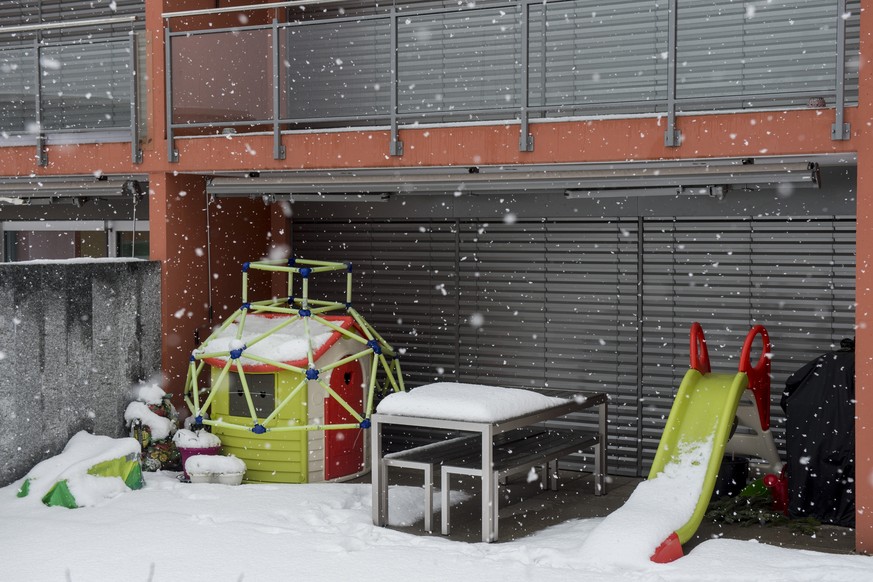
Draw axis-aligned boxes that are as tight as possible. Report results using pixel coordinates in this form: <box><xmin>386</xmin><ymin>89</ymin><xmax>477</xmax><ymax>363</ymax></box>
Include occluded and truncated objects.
<box><xmin>648</xmin><ymin>368</ymin><xmax>748</xmax><ymax>562</ymax></box>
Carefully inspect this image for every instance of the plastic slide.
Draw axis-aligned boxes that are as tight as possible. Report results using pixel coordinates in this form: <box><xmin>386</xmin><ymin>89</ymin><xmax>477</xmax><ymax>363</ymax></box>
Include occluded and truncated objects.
<box><xmin>649</xmin><ymin>323</ymin><xmax>772</xmax><ymax>563</ymax></box>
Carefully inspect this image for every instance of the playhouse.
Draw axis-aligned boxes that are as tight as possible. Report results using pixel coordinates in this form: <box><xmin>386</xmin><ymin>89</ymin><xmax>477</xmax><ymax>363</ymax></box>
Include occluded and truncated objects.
<box><xmin>184</xmin><ymin>258</ymin><xmax>404</xmax><ymax>484</ymax></box>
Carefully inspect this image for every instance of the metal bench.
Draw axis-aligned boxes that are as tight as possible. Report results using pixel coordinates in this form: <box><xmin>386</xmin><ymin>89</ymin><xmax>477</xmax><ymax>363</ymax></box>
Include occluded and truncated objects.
<box><xmin>381</xmin><ymin>434</ymin><xmax>480</xmax><ymax>532</ymax></box>
<box><xmin>380</xmin><ymin>428</ymin><xmax>548</xmax><ymax>532</ymax></box>
<box><xmin>440</xmin><ymin>429</ymin><xmax>602</xmax><ymax>538</ymax></box>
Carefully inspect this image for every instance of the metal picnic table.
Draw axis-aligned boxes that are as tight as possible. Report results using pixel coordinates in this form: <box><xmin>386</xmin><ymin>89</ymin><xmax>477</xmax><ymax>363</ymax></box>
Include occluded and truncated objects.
<box><xmin>370</xmin><ymin>385</ymin><xmax>608</xmax><ymax>542</ymax></box>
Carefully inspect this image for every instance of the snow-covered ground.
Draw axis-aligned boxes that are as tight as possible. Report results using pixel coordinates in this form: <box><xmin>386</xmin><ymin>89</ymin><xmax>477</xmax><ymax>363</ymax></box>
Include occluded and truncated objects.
<box><xmin>2</xmin><ymin>471</ymin><xmax>871</xmax><ymax>582</ymax></box>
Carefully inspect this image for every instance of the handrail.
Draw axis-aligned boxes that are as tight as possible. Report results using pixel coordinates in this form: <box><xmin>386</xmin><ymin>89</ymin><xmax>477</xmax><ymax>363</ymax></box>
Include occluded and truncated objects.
<box><xmin>739</xmin><ymin>324</ymin><xmax>772</xmax><ymax>431</ymax></box>
<box><xmin>162</xmin><ymin>1</ymin><xmax>344</xmax><ymax>19</ymax></box>
<box><xmin>689</xmin><ymin>322</ymin><xmax>711</xmax><ymax>374</ymax></box>
<box><xmin>0</xmin><ymin>16</ymin><xmax>137</xmax><ymax>35</ymax></box>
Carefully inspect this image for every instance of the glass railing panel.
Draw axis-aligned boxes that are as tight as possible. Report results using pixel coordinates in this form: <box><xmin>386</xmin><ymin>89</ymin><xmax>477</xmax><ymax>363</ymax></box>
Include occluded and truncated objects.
<box><xmin>171</xmin><ymin>28</ymin><xmax>273</xmax><ymax>125</ymax></box>
<box><xmin>40</xmin><ymin>39</ymin><xmax>133</xmax><ymax>131</ymax></box>
<box><xmin>676</xmin><ymin>0</ymin><xmax>839</xmax><ymax>106</ymax></box>
<box><xmin>528</xmin><ymin>0</ymin><xmax>668</xmax><ymax>111</ymax></box>
<box><xmin>280</xmin><ymin>18</ymin><xmax>391</xmax><ymax>122</ymax></box>
<box><xmin>397</xmin><ymin>6</ymin><xmax>521</xmax><ymax>115</ymax></box>
<box><xmin>0</xmin><ymin>46</ymin><xmax>37</xmax><ymax>135</ymax></box>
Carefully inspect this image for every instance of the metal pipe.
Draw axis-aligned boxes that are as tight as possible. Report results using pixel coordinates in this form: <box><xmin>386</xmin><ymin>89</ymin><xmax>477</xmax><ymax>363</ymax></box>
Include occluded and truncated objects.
<box><xmin>0</xmin><ymin>15</ymin><xmax>137</xmax><ymax>34</ymax></box>
<box><xmin>129</xmin><ymin>32</ymin><xmax>142</xmax><ymax>164</ymax></box>
<box><xmin>389</xmin><ymin>6</ymin><xmax>402</xmax><ymax>156</ymax></box>
<box><xmin>164</xmin><ymin>25</ymin><xmax>178</xmax><ymax>162</ymax></box>
<box><xmin>272</xmin><ymin>19</ymin><xmax>286</xmax><ymax>159</ymax></box>
<box><xmin>664</xmin><ymin>0</ymin><xmax>680</xmax><ymax>147</ymax></box>
<box><xmin>832</xmin><ymin>0</ymin><xmax>850</xmax><ymax>140</ymax></box>
<box><xmin>519</xmin><ymin>1</ymin><xmax>533</xmax><ymax>152</ymax></box>
<box><xmin>163</xmin><ymin>0</ymin><xmax>346</xmax><ymax>19</ymax></box>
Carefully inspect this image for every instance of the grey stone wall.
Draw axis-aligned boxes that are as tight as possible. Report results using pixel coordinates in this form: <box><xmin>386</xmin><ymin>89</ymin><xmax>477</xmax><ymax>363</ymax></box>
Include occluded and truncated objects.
<box><xmin>0</xmin><ymin>260</ymin><xmax>161</xmax><ymax>487</ymax></box>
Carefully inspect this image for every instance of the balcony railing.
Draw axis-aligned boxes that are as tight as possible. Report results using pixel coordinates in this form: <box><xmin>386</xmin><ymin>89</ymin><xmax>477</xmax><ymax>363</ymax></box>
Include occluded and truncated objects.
<box><xmin>0</xmin><ymin>16</ymin><xmax>143</xmax><ymax>166</ymax></box>
<box><xmin>164</xmin><ymin>0</ymin><xmax>859</xmax><ymax>161</ymax></box>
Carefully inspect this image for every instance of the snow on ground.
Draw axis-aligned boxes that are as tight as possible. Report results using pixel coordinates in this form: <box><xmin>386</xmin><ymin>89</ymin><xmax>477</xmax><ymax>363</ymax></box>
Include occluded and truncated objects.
<box><xmin>2</xmin><ymin>471</ymin><xmax>871</xmax><ymax>582</ymax></box>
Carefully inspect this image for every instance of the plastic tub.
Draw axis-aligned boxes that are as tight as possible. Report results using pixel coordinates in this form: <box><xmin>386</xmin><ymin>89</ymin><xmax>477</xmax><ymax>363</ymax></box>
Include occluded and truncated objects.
<box><xmin>178</xmin><ymin>446</ymin><xmax>222</xmax><ymax>479</ymax></box>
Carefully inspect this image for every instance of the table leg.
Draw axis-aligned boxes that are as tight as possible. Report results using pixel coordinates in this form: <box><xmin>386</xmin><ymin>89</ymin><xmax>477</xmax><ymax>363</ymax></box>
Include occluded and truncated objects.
<box><xmin>481</xmin><ymin>427</ymin><xmax>495</xmax><ymax>542</ymax></box>
<box><xmin>371</xmin><ymin>418</ymin><xmax>387</xmax><ymax>526</ymax></box>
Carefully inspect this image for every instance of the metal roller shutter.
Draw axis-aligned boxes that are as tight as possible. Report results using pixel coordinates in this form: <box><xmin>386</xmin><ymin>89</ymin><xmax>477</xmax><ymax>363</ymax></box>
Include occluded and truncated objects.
<box><xmin>293</xmin><ymin>214</ymin><xmax>855</xmax><ymax>477</ymax></box>
<box><xmin>640</xmin><ymin>216</ymin><xmax>856</xmax><ymax>472</ymax></box>
<box><xmin>0</xmin><ymin>0</ymin><xmax>144</xmax><ymax>134</ymax></box>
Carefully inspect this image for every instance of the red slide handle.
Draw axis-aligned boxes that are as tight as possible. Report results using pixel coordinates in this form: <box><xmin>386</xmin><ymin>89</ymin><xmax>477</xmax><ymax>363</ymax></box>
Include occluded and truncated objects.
<box><xmin>689</xmin><ymin>322</ymin><xmax>711</xmax><ymax>374</ymax></box>
<box><xmin>739</xmin><ymin>324</ymin><xmax>772</xmax><ymax>430</ymax></box>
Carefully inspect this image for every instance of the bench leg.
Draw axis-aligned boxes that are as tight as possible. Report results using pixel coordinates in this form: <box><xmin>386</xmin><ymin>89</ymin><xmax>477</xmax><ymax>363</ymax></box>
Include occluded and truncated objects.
<box><xmin>491</xmin><ymin>470</ymin><xmax>500</xmax><ymax>541</ymax></box>
<box><xmin>548</xmin><ymin>460</ymin><xmax>559</xmax><ymax>491</ymax></box>
<box><xmin>595</xmin><ymin>400</ymin><xmax>608</xmax><ymax>495</ymax></box>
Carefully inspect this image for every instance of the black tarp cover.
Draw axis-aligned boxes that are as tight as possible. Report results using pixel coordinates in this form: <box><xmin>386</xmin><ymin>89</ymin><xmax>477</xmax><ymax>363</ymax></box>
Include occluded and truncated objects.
<box><xmin>781</xmin><ymin>341</ymin><xmax>855</xmax><ymax>527</ymax></box>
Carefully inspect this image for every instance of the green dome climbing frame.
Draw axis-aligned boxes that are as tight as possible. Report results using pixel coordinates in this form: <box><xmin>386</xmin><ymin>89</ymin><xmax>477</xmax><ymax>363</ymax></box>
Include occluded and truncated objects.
<box><xmin>183</xmin><ymin>258</ymin><xmax>405</xmax><ymax>436</ymax></box>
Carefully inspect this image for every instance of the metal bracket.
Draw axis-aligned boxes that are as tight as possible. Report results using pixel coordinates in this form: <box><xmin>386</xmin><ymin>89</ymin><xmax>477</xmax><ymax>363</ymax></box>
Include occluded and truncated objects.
<box><xmin>36</xmin><ymin>134</ymin><xmax>48</xmax><ymax>167</ymax></box>
<box><xmin>664</xmin><ymin>128</ymin><xmax>682</xmax><ymax>147</ymax></box>
<box><xmin>169</xmin><ymin>148</ymin><xmax>179</xmax><ymax>163</ymax></box>
<box><xmin>831</xmin><ymin>122</ymin><xmax>850</xmax><ymax>141</ymax></box>
<box><xmin>389</xmin><ymin>136</ymin><xmax>404</xmax><ymax>157</ymax></box>
<box><xmin>519</xmin><ymin>132</ymin><xmax>534</xmax><ymax>152</ymax></box>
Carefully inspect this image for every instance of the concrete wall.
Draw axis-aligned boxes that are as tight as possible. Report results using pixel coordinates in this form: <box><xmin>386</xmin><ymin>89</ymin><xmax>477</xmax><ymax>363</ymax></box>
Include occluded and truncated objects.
<box><xmin>0</xmin><ymin>260</ymin><xmax>161</xmax><ymax>487</ymax></box>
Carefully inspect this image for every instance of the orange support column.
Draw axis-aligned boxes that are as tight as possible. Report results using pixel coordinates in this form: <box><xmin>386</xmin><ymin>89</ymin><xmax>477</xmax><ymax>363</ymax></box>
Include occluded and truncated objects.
<box><xmin>148</xmin><ymin>172</ymin><xmax>211</xmax><ymax>401</ymax></box>
<box><xmin>854</xmin><ymin>2</ymin><xmax>873</xmax><ymax>555</ymax></box>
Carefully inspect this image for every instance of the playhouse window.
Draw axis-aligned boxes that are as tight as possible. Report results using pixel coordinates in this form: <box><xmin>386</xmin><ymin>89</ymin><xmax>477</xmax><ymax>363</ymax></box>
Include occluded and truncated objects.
<box><xmin>228</xmin><ymin>373</ymin><xmax>275</xmax><ymax>418</ymax></box>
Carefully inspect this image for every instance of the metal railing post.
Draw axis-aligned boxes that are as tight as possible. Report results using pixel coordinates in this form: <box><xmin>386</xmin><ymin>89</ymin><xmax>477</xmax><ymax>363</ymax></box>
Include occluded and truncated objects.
<box><xmin>832</xmin><ymin>0</ymin><xmax>850</xmax><ymax>141</ymax></box>
<box><xmin>272</xmin><ymin>18</ymin><xmax>286</xmax><ymax>160</ymax></box>
<box><xmin>664</xmin><ymin>0</ymin><xmax>681</xmax><ymax>147</ymax></box>
<box><xmin>389</xmin><ymin>7</ymin><xmax>403</xmax><ymax>157</ymax></box>
<box><xmin>130</xmin><ymin>32</ymin><xmax>143</xmax><ymax>164</ymax></box>
<box><xmin>519</xmin><ymin>1</ymin><xmax>533</xmax><ymax>152</ymax></box>
<box><xmin>34</xmin><ymin>39</ymin><xmax>47</xmax><ymax>167</ymax></box>
<box><xmin>165</xmin><ymin>24</ymin><xmax>179</xmax><ymax>163</ymax></box>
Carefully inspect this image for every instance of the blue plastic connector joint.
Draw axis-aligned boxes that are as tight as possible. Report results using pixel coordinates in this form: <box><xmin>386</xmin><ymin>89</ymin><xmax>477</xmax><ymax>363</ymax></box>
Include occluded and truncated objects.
<box><xmin>252</xmin><ymin>424</ymin><xmax>267</xmax><ymax>434</ymax></box>
<box><xmin>299</xmin><ymin>267</ymin><xmax>312</xmax><ymax>278</ymax></box>
<box><xmin>195</xmin><ymin>416</ymin><xmax>204</xmax><ymax>425</ymax></box>
<box><xmin>359</xmin><ymin>419</ymin><xmax>371</xmax><ymax>429</ymax></box>
<box><xmin>288</xmin><ymin>258</ymin><xmax>297</xmax><ymax>267</ymax></box>
<box><xmin>242</xmin><ymin>262</ymin><xmax>251</xmax><ymax>272</ymax></box>
<box><xmin>344</xmin><ymin>302</ymin><xmax>353</xmax><ymax>309</ymax></box>
<box><xmin>367</xmin><ymin>340</ymin><xmax>382</xmax><ymax>355</ymax></box>
<box><xmin>189</xmin><ymin>354</ymin><xmax>196</xmax><ymax>362</ymax></box>
<box><xmin>346</xmin><ymin>262</ymin><xmax>353</xmax><ymax>273</ymax></box>
<box><xmin>298</xmin><ymin>309</ymin><xmax>311</xmax><ymax>318</ymax></box>
<box><xmin>241</xmin><ymin>302</ymin><xmax>251</xmax><ymax>311</ymax></box>
<box><xmin>287</xmin><ymin>296</ymin><xmax>295</xmax><ymax>305</ymax></box>
<box><xmin>305</xmin><ymin>368</ymin><xmax>319</xmax><ymax>381</ymax></box>
<box><xmin>229</xmin><ymin>345</ymin><xmax>246</xmax><ymax>360</ymax></box>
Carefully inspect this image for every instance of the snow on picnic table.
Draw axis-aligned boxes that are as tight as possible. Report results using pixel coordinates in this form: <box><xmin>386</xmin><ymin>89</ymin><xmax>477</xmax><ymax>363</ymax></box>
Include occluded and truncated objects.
<box><xmin>376</xmin><ymin>382</ymin><xmax>566</xmax><ymax>422</ymax></box>
<box><xmin>1</xmin><ymin>471</ymin><xmax>871</xmax><ymax>582</ymax></box>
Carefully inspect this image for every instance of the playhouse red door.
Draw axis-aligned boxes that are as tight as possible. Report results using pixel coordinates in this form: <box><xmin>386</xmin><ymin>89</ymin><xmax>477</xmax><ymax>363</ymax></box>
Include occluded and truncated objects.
<box><xmin>324</xmin><ymin>360</ymin><xmax>364</xmax><ymax>480</ymax></box>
